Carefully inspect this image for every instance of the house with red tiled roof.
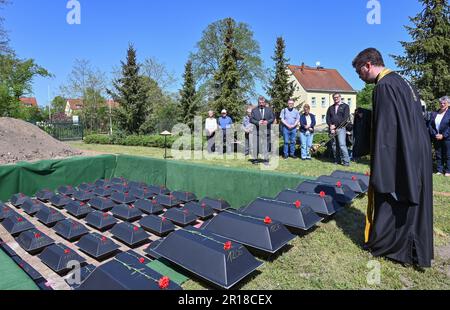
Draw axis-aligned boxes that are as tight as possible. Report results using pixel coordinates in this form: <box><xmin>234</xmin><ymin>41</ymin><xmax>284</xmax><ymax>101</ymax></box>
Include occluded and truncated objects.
<box><xmin>19</xmin><ymin>97</ymin><xmax>38</xmax><ymax>107</ymax></box>
<box><xmin>64</xmin><ymin>98</ymin><xmax>120</xmax><ymax>116</ymax></box>
<box><xmin>287</xmin><ymin>64</ymin><xmax>357</xmax><ymax>124</ymax></box>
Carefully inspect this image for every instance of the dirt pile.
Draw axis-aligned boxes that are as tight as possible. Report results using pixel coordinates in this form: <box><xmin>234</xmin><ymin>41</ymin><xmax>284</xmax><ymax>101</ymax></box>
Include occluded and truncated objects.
<box><xmin>0</xmin><ymin>117</ymin><xmax>82</xmax><ymax>165</ymax></box>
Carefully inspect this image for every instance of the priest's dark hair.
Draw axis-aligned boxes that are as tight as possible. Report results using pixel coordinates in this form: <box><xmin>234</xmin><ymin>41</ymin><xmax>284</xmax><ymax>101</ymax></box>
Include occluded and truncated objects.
<box><xmin>352</xmin><ymin>48</ymin><xmax>385</xmax><ymax>69</ymax></box>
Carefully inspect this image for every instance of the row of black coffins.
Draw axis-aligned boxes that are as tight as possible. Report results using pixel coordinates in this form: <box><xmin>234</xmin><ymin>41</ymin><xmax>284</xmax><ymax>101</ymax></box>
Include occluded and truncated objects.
<box><xmin>0</xmin><ymin>170</ymin><xmax>369</xmax><ymax>290</ymax></box>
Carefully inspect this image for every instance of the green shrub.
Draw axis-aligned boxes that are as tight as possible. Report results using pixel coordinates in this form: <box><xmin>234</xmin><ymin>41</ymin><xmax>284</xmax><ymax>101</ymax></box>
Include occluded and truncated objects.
<box><xmin>84</xmin><ymin>134</ymin><xmax>112</xmax><ymax>144</ymax></box>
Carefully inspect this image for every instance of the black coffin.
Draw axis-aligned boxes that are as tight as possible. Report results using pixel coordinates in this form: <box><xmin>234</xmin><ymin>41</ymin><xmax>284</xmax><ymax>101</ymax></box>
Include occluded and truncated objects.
<box><xmin>35</xmin><ymin>189</ymin><xmax>54</xmax><ymax>202</ymax></box>
<box><xmin>111</xmin><ymin>177</ymin><xmax>128</xmax><ymax>184</ymax></box>
<box><xmin>155</xmin><ymin>194</ymin><xmax>181</xmax><ymax>208</ymax></box>
<box><xmin>49</xmin><ymin>194</ymin><xmax>72</xmax><ymax>209</ymax></box>
<box><xmin>110</xmin><ymin>183</ymin><xmax>129</xmax><ymax>193</ymax></box>
<box><xmin>148</xmin><ymin>185</ymin><xmax>171</xmax><ymax>196</ymax></box>
<box><xmin>133</xmin><ymin>199</ymin><xmax>164</xmax><ymax>215</ymax></box>
<box><xmin>77</xmin><ymin>183</ymin><xmax>96</xmax><ymax>192</ymax></box>
<box><xmin>316</xmin><ymin>175</ymin><xmax>368</xmax><ymax>194</ymax></box>
<box><xmin>89</xmin><ymin>197</ymin><xmax>115</xmax><ymax>211</ymax></box>
<box><xmin>128</xmin><ymin>181</ymin><xmax>148</xmax><ymax>189</ymax></box>
<box><xmin>149</xmin><ymin>227</ymin><xmax>263</xmax><ymax>289</ymax></box>
<box><xmin>76</xmin><ymin>252</ymin><xmax>182</xmax><ymax>290</ymax></box>
<box><xmin>73</xmin><ymin>190</ymin><xmax>96</xmax><ymax>202</ymax></box>
<box><xmin>331</xmin><ymin>170</ymin><xmax>370</xmax><ymax>188</ymax></box>
<box><xmin>36</xmin><ymin>206</ymin><xmax>66</xmax><ymax>227</ymax></box>
<box><xmin>202</xmin><ymin>210</ymin><xmax>296</xmax><ymax>254</ymax></box>
<box><xmin>0</xmin><ymin>242</ymin><xmax>18</xmax><ymax>257</ymax></box>
<box><xmin>275</xmin><ymin>190</ymin><xmax>338</xmax><ymax>216</ymax></box>
<box><xmin>0</xmin><ymin>205</ymin><xmax>15</xmax><ymax>221</ymax></box>
<box><xmin>296</xmin><ymin>180</ymin><xmax>355</xmax><ymax>205</ymax></box>
<box><xmin>111</xmin><ymin>192</ymin><xmax>137</xmax><ymax>204</ymax></box>
<box><xmin>15</xmin><ymin>229</ymin><xmax>54</xmax><ymax>255</ymax></box>
<box><xmin>65</xmin><ymin>264</ymin><xmax>96</xmax><ymax>289</ymax></box>
<box><xmin>85</xmin><ymin>211</ymin><xmax>118</xmax><ymax>231</ymax></box>
<box><xmin>93</xmin><ymin>186</ymin><xmax>113</xmax><ymax>197</ymax></box>
<box><xmin>241</xmin><ymin>198</ymin><xmax>322</xmax><ymax>230</ymax></box>
<box><xmin>172</xmin><ymin>191</ymin><xmax>197</xmax><ymax>203</ymax></box>
<box><xmin>10</xmin><ymin>193</ymin><xmax>29</xmax><ymax>207</ymax></box>
<box><xmin>129</xmin><ymin>188</ymin><xmax>154</xmax><ymax>200</ymax></box>
<box><xmin>164</xmin><ymin>208</ymin><xmax>198</xmax><ymax>227</ymax></box>
<box><xmin>76</xmin><ymin>233</ymin><xmax>120</xmax><ymax>260</ymax></box>
<box><xmin>21</xmin><ymin>199</ymin><xmax>45</xmax><ymax>216</ymax></box>
<box><xmin>110</xmin><ymin>222</ymin><xmax>149</xmax><ymax>247</ymax></box>
<box><xmin>184</xmin><ymin>202</ymin><xmax>214</xmax><ymax>219</ymax></box>
<box><xmin>64</xmin><ymin>201</ymin><xmax>93</xmax><ymax>219</ymax></box>
<box><xmin>39</xmin><ymin>243</ymin><xmax>86</xmax><ymax>275</ymax></box>
<box><xmin>1</xmin><ymin>214</ymin><xmax>35</xmax><ymax>236</ymax></box>
<box><xmin>12</xmin><ymin>256</ymin><xmax>44</xmax><ymax>280</ymax></box>
<box><xmin>57</xmin><ymin>185</ymin><xmax>76</xmax><ymax>196</ymax></box>
<box><xmin>111</xmin><ymin>204</ymin><xmax>143</xmax><ymax>222</ymax></box>
<box><xmin>53</xmin><ymin>219</ymin><xmax>89</xmax><ymax>241</ymax></box>
<box><xmin>94</xmin><ymin>179</ymin><xmax>111</xmax><ymax>187</ymax></box>
<box><xmin>199</xmin><ymin>197</ymin><xmax>231</xmax><ymax>211</ymax></box>
<box><xmin>139</xmin><ymin>215</ymin><xmax>175</xmax><ymax>236</ymax></box>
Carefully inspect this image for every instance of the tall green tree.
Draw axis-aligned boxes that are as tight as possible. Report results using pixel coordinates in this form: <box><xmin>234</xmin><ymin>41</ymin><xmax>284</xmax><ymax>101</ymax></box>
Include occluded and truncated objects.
<box><xmin>0</xmin><ymin>53</ymin><xmax>50</xmax><ymax>117</ymax></box>
<box><xmin>108</xmin><ymin>44</ymin><xmax>149</xmax><ymax>134</ymax></box>
<box><xmin>190</xmin><ymin>17</ymin><xmax>265</xmax><ymax>101</ymax></box>
<box><xmin>51</xmin><ymin>96</ymin><xmax>66</xmax><ymax>114</ymax></box>
<box><xmin>212</xmin><ymin>18</ymin><xmax>245</xmax><ymax>120</ymax></box>
<box><xmin>356</xmin><ymin>84</ymin><xmax>376</xmax><ymax>110</ymax></box>
<box><xmin>179</xmin><ymin>60</ymin><xmax>198</xmax><ymax>130</ymax></box>
<box><xmin>392</xmin><ymin>0</ymin><xmax>450</xmax><ymax>109</ymax></box>
<box><xmin>0</xmin><ymin>0</ymin><xmax>11</xmax><ymax>55</ymax></box>
<box><xmin>266</xmin><ymin>37</ymin><xmax>297</xmax><ymax>116</ymax></box>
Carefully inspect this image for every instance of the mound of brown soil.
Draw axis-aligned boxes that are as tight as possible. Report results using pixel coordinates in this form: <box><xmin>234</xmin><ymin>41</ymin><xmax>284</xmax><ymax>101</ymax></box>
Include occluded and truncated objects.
<box><xmin>0</xmin><ymin>117</ymin><xmax>82</xmax><ymax>165</ymax></box>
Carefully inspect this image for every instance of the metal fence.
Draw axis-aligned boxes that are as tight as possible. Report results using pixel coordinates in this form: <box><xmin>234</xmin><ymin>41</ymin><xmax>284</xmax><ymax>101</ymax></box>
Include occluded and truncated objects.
<box><xmin>37</xmin><ymin>122</ymin><xmax>84</xmax><ymax>141</ymax></box>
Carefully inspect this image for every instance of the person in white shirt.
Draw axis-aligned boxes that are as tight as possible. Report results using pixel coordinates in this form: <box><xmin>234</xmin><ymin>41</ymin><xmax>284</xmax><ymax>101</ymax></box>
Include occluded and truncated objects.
<box><xmin>205</xmin><ymin>110</ymin><xmax>218</xmax><ymax>153</ymax></box>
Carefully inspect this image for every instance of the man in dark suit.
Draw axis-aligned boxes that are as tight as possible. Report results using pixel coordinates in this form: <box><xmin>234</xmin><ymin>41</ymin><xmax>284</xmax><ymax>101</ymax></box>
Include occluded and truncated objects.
<box><xmin>250</xmin><ymin>96</ymin><xmax>275</xmax><ymax>165</ymax></box>
<box><xmin>326</xmin><ymin>93</ymin><xmax>351</xmax><ymax>166</ymax></box>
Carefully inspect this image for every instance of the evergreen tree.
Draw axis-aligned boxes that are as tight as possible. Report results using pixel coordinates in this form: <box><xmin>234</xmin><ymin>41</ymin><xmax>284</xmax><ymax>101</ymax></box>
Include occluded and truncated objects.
<box><xmin>108</xmin><ymin>44</ymin><xmax>149</xmax><ymax>134</ymax></box>
<box><xmin>212</xmin><ymin>18</ymin><xmax>245</xmax><ymax>121</ymax></box>
<box><xmin>179</xmin><ymin>60</ymin><xmax>198</xmax><ymax>130</ymax></box>
<box><xmin>266</xmin><ymin>37</ymin><xmax>297</xmax><ymax>116</ymax></box>
<box><xmin>392</xmin><ymin>0</ymin><xmax>450</xmax><ymax>109</ymax></box>
<box><xmin>356</xmin><ymin>84</ymin><xmax>376</xmax><ymax>110</ymax></box>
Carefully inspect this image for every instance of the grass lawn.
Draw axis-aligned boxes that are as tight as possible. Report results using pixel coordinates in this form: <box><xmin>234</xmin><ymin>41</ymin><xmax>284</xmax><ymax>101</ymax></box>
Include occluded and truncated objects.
<box><xmin>69</xmin><ymin>142</ymin><xmax>450</xmax><ymax>290</ymax></box>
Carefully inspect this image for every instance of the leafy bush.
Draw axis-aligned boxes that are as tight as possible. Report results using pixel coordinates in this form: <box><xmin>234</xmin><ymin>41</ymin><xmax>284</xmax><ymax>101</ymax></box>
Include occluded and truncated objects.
<box><xmin>84</xmin><ymin>134</ymin><xmax>112</xmax><ymax>144</ymax></box>
<box><xmin>84</xmin><ymin>134</ymin><xmax>176</xmax><ymax>148</ymax></box>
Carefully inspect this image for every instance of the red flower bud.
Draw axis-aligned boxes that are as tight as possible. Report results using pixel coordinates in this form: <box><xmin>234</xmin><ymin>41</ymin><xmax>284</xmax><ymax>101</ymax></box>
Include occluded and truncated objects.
<box><xmin>34</xmin><ymin>233</ymin><xmax>41</xmax><ymax>239</ymax></box>
<box><xmin>152</xmin><ymin>200</ymin><xmax>157</xmax><ymax>205</ymax></box>
<box><xmin>103</xmin><ymin>212</ymin><xmax>109</xmax><ymax>218</ymax></box>
<box><xmin>101</xmin><ymin>236</ymin><xmax>107</xmax><ymax>242</ymax></box>
<box><xmin>139</xmin><ymin>257</ymin><xmax>145</xmax><ymax>264</ymax></box>
<box><xmin>133</xmin><ymin>226</ymin><xmax>139</xmax><ymax>232</ymax></box>
<box><xmin>319</xmin><ymin>191</ymin><xmax>326</xmax><ymax>198</ymax></box>
<box><xmin>352</xmin><ymin>176</ymin><xmax>357</xmax><ymax>181</ymax></box>
<box><xmin>264</xmin><ymin>216</ymin><xmax>272</xmax><ymax>224</ymax></box>
<box><xmin>223</xmin><ymin>241</ymin><xmax>232</xmax><ymax>251</ymax></box>
<box><xmin>161</xmin><ymin>217</ymin><xmax>167</xmax><ymax>222</ymax></box>
<box><xmin>17</xmin><ymin>217</ymin><xmax>23</xmax><ymax>222</ymax></box>
<box><xmin>80</xmin><ymin>202</ymin><xmax>85</xmax><ymax>206</ymax></box>
<box><xmin>158</xmin><ymin>276</ymin><xmax>170</xmax><ymax>289</ymax></box>
<box><xmin>64</xmin><ymin>249</ymin><xmax>70</xmax><ymax>254</ymax></box>
<box><xmin>201</xmin><ymin>203</ymin><xmax>206</xmax><ymax>208</ymax></box>
<box><xmin>336</xmin><ymin>181</ymin><xmax>342</xmax><ymax>188</ymax></box>
<box><xmin>295</xmin><ymin>200</ymin><xmax>301</xmax><ymax>209</ymax></box>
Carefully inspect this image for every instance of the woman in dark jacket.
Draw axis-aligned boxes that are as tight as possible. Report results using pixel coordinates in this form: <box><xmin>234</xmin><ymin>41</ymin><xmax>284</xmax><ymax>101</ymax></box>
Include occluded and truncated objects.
<box><xmin>299</xmin><ymin>104</ymin><xmax>316</xmax><ymax>160</ymax></box>
<box><xmin>429</xmin><ymin>96</ymin><xmax>450</xmax><ymax>176</ymax></box>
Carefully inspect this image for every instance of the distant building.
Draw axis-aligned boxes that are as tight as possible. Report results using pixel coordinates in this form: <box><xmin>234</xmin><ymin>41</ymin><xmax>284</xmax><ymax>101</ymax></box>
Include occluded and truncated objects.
<box><xmin>287</xmin><ymin>64</ymin><xmax>357</xmax><ymax>125</ymax></box>
<box><xmin>64</xmin><ymin>98</ymin><xmax>119</xmax><ymax>116</ymax></box>
<box><xmin>19</xmin><ymin>97</ymin><xmax>38</xmax><ymax>107</ymax></box>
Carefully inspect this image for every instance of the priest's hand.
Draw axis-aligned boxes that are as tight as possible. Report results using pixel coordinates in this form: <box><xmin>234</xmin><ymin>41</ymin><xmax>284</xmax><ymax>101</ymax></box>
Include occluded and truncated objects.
<box><xmin>436</xmin><ymin>134</ymin><xmax>443</xmax><ymax>141</ymax></box>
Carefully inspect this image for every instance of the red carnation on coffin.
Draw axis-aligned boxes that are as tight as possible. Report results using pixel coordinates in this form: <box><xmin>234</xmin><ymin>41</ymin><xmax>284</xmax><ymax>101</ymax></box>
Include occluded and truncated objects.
<box><xmin>64</xmin><ymin>249</ymin><xmax>70</xmax><ymax>254</ymax></box>
<box><xmin>103</xmin><ymin>212</ymin><xmax>109</xmax><ymax>218</ymax></box>
<box><xmin>139</xmin><ymin>257</ymin><xmax>145</xmax><ymax>264</ymax></box>
<box><xmin>336</xmin><ymin>181</ymin><xmax>342</xmax><ymax>188</ymax></box>
<box><xmin>80</xmin><ymin>202</ymin><xmax>85</xmax><ymax>206</ymax></box>
<box><xmin>295</xmin><ymin>200</ymin><xmax>301</xmax><ymax>209</ymax></box>
<box><xmin>319</xmin><ymin>191</ymin><xmax>326</xmax><ymax>198</ymax></box>
<box><xmin>201</xmin><ymin>203</ymin><xmax>206</xmax><ymax>209</ymax></box>
<box><xmin>161</xmin><ymin>217</ymin><xmax>167</xmax><ymax>222</ymax></box>
<box><xmin>223</xmin><ymin>241</ymin><xmax>232</xmax><ymax>251</ymax></box>
<box><xmin>133</xmin><ymin>226</ymin><xmax>139</xmax><ymax>232</ymax></box>
<box><xmin>352</xmin><ymin>176</ymin><xmax>357</xmax><ymax>181</ymax></box>
<box><xmin>101</xmin><ymin>236</ymin><xmax>107</xmax><ymax>242</ymax></box>
<box><xmin>34</xmin><ymin>233</ymin><xmax>41</xmax><ymax>239</ymax></box>
<box><xmin>264</xmin><ymin>216</ymin><xmax>272</xmax><ymax>224</ymax></box>
<box><xmin>17</xmin><ymin>217</ymin><xmax>23</xmax><ymax>222</ymax></box>
<box><xmin>158</xmin><ymin>276</ymin><xmax>170</xmax><ymax>289</ymax></box>
<box><xmin>152</xmin><ymin>200</ymin><xmax>157</xmax><ymax>205</ymax></box>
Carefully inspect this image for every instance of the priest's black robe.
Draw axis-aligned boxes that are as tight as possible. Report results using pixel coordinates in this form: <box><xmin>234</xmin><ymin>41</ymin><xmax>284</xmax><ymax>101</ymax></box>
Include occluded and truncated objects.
<box><xmin>365</xmin><ymin>70</ymin><xmax>434</xmax><ymax>267</ymax></box>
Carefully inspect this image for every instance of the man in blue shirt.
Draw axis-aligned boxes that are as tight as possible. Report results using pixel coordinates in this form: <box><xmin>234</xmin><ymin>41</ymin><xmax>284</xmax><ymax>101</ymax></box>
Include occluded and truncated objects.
<box><xmin>280</xmin><ymin>99</ymin><xmax>300</xmax><ymax>159</ymax></box>
<box><xmin>218</xmin><ymin>109</ymin><xmax>233</xmax><ymax>154</ymax></box>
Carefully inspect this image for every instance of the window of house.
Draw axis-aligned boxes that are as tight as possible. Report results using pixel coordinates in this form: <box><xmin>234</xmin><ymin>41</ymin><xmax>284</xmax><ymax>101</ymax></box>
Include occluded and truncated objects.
<box><xmin>322</xmin><ymin>115</ymin><xmax>326</xmax><ymax>124</ymax></box>
<box><xmin>311</xmin><ymin>97</ymin><xmax>316</xmax><ymax>108</ymax></box>
<box><xmin>348</xmin><ymin>98</ymin><xmax>352</xmax><ymax>109</ymax></box>
<box><xmin>321</xmin><ymin>97</ymin><xmax>327</xmax><ymax>108</ymax></box>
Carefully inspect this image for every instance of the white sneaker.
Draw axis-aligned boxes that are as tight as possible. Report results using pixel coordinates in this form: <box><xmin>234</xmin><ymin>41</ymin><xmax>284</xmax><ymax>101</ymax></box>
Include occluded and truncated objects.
<box><xmin>436</xmin><ymin>172</ymin><xmax>443</xmax><ymax>175</ymax></box>
<box><xmin>445</xmin><ymin>173</ymin><xmax>450</xmax><ymax>177</ymax></box>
